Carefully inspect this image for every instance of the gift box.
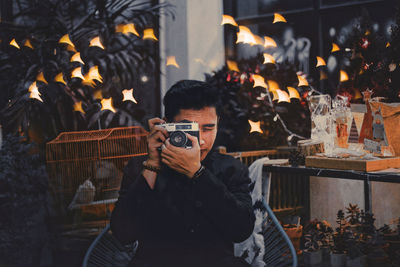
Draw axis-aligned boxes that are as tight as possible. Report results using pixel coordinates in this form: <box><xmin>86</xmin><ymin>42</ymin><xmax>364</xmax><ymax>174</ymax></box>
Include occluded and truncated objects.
<box><xmin>369</xmin><ymin>102</ymin><xmax>400</xmax><ymax>156</ymax></box>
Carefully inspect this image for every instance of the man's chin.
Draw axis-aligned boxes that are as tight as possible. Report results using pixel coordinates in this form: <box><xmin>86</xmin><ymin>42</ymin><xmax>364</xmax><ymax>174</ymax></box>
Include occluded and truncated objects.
<box><xmin>200</xmin><ymin>150</ymin><xmax>208</xmax><ymax>161</ymax></box>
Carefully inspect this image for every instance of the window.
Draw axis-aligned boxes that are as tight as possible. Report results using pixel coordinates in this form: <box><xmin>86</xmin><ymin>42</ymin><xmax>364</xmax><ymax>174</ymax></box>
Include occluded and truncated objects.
<box><xmin>223</xmin><ymin>0</ymin><xmax>393</xmax><ymax>94</ymax></box>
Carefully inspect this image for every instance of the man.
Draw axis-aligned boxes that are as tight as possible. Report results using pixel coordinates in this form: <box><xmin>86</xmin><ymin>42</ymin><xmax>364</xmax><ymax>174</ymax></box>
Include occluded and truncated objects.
<box><xmin>111</xmin><ymin>80</ymin><xmax>255</xmax><ymax>267</ymax></box>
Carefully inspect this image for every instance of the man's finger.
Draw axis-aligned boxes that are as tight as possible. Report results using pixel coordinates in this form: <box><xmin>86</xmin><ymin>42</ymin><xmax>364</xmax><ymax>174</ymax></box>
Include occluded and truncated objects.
<box><xmin>148</xmin><ymin>117</ymin><xmax>165</xmax><ymax>130</ymax></box>
<box><xmin>156</xmin><ymin>126</ymin><xmax>169</xmax><ymax>137</ymax></box>
<box><xmin>186</xmin><ymin>133</ymin><xmax>200</xmax><ymax>148</ymax></box>
<box><xmin>149</xmin><ymin>125</ymin><xmax>168</xmax><ymax>138</ymax></box>
<box><xmin>161</xmin><ymin>157</ymin><xmax>171</xmax><ymax>166</ymax></box>
<box><xmin>152</xmin><ymin>131</ymin><xmax>167</xmax><ymax>142</ymax></box>
<box><xmin>149</xmin><ymin>140</ymin><xmax>164</xmax><ymax>148</ymax></box>
<box><xmin>161</xmin><ymin>151</ymin><xmax>174</xmax><ymax>161</ymax></box>
<box><xmin>161</xmin><ymin>146</ymin><xmax>175</xmax><ymax>158</ymax></box>
<box><xmin>165</xmin><ymin>139</ymin><xmax>184</xmax><ymax>153</ymax></box>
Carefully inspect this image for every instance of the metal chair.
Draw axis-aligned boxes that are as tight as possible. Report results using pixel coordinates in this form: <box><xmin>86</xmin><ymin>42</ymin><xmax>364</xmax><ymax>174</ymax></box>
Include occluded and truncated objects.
<box><xmin>82</xmin><ymin>224</ymin><xmax>137</xmax><ymax>267</ymax></box>
<box><xmin>82</xmin><ymin>200</ymin><xmax>297</xmax><ymax>267</ymax></box>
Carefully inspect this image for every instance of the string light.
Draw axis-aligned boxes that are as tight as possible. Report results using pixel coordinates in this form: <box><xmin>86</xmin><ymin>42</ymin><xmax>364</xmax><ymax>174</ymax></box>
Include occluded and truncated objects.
<box><xmin>141</xmin><ymin>75</ymin><xmax>148</xmax><ymax>83</ymax></box>
<box><xmin>262</xmin><ymin>81</ymin><xmax>307</xmax><ymax>140</ymax></box>
<box><xmin>273</xmin><ymin>13</ymin><xmax>287</xmax><ymax>23</ymax></box>
<box><xmin>59</xmin><ymin>34</ymin><xmax>75</xmax><ymax>47</ymax></box>
<box><xmin>10</xmin><ymin>39</ymin><xmax>20</xmax><ymax>49</ymax></box>
<box><xmin>166</xmin><ymin>56</ymin><xmax>180</xmax><ymax>68</ymax></box>
<box><xmin>143</xmin><ymin>29</ymin><xmax>158</xmax><ymax>41</ymax></box>
<box><xmin>89</xmin><ymin>36</ymin><xmax>105</xmax><ymax>49</ymax></box>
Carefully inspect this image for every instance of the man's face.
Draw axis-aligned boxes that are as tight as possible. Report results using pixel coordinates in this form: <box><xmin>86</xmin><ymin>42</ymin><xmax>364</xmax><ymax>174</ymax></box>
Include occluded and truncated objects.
<box><xmin>173</xmin><ymin>107</ymin><xmax>218</xmax><ymax>161</ymax></box>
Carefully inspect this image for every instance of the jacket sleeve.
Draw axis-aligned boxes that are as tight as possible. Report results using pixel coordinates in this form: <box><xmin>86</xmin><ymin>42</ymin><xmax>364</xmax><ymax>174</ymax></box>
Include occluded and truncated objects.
<box><xmin>110</xmin><ymin>156</ymin><xmax>155</xmax><ymax>244</ymax></box>
<box><xmin>192</xmin><ymin>159</ymin><xmax>255</xmax><ymax>243</ymax></box>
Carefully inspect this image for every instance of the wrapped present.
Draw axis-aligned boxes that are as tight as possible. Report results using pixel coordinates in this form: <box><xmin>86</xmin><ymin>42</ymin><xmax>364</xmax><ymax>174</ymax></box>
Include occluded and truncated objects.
<box><xmin>370</xmin><ymin>102</ymin><xmax>400</xmax><ymax>156</ymax></box>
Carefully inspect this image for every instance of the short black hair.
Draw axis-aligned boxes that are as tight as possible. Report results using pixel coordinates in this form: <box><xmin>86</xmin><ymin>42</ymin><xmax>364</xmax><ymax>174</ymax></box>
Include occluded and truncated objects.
<box><xmin>163</xmin><ymin>80</ymin><xmax>221</xmax><ymax>121</ymax></box>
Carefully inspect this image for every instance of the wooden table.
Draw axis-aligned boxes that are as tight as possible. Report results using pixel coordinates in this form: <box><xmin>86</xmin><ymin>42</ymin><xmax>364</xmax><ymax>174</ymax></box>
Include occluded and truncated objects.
<box><xmin>263</xmin><ymin>165</ymin><xmax>400</xmax><ymax>213</ymax></box>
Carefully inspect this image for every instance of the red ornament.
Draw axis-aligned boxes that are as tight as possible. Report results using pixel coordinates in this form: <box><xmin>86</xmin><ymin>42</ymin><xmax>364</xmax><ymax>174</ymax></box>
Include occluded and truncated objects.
<box><xmin>363</xmin><ymin>63</ymin><xmax>370</xmax><ymax>70</ymax></box>
<box><xmin>361</xmin><ymin>38</ymin><xmax>369</xmax><ymax>49</ymax></box>
<box><xmin>247</xmin><ymin>74</ymin><xmax>253</xmax><ymax>83</ymax></box>
<box><xmin>338</xmin><ymin>91</ymin><xmax>353</xmax><ymax>102</ymax></box>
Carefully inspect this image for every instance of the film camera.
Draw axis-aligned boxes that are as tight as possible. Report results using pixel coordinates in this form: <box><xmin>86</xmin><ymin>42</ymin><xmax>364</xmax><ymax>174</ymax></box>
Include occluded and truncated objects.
<box><xmin>160</xmin><ymin>122</ymin><xmax>199</xmax><ymax>148</ymax></box>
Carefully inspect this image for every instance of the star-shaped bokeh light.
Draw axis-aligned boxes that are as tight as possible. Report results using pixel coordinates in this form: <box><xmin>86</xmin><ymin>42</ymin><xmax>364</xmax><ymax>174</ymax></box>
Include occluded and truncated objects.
<box><xmin>122</xmin><ymin>89</ymin><xmax>138</xmax><ymax>103</ymax></box>
<box><xmin>252</xmin><ymin>74</ymin><xmax>268</xmax><ymax>88</ymax></box>
<box><xmin>248</xmin><ymin>120</ymin><xmax>263</xmax><ymax>133</ymax></box>
<box><xmin>101</xmin><ymin>98</ymin><xmax>116</xmax><ymax>113</ymax></box>
<box><xmin>221</xmin><ymin>15</ymin><xmax>238</xmax><ymax>26</ymax></box>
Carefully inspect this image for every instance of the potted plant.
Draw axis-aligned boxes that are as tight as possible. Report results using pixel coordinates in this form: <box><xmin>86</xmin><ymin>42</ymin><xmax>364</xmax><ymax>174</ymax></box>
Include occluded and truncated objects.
<box><xmin>330</xmin><ymin>210</ymin><xmax>349</xmax><ymax>267</ymax></box>
<box><xmin>382</xmin><ymin>218</ymin><xmax>400</xmax><ymax>261</ymax></box>
<box><xmin>302</xmin><ymin>219</ymin><xmax>332</xmax><ymax>265</ymax></box>
<box><xmin>320</xmin><ymin>220</ymin><xmax>334</xmax><ymax>259</ymax></box>
<box><xmin>346</xmin><ymin>203</ymin><xmax>361</xmax><ymax>226</ymax></box>
<box><xmin>283</xmin><ymin>216</ymin><xmax>303</xmax><ymax>254</ymax></box>
<box><xmin>0</xmin><ymin>0</ymin><xmax>169</xmax><ymax>146</ymax></box>
<box><xmin>344</xmin><ymin>204</ymin><xmax>367</xmax><ymax>266</ymax></box>
<box><xmin>346</xmin><ymin>236</ymin><xmax>366</xmax><ymax>267</ymax></box>
<box><xmin>359</xmin><ymin>211</ymin><xmax>390</xmax><ymax>266</ymax></box>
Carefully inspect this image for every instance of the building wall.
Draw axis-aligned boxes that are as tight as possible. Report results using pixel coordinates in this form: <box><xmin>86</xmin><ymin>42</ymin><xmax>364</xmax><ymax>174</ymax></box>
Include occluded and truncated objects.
<box><xmin>159</xmin><ymin>0</ymin><xmax>224</xmax><ymax>116</ymax></box>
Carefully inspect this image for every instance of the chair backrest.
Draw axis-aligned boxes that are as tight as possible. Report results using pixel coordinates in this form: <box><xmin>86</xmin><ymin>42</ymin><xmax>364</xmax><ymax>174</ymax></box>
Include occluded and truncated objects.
<box><xmin>82</xmin><ymin>224</ymin><xmax>137</xmax><ymax>267</ymax></box>
<box><xmin>262</xmin><ymin>199</ymin><xmax>298</xmax><ymax>267</ymax></box>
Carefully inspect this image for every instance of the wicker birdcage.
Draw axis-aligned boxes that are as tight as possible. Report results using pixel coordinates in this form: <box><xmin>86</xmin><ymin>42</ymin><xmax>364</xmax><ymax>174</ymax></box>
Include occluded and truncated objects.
<box><xmin>46</xmin><ymin>126</ymin><xmax>148</xmax><ymax>226</ymax></box>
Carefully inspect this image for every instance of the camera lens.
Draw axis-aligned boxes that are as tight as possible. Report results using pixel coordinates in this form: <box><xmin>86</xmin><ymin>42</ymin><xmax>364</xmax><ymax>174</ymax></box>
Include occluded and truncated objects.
<box><xmin>169</xmin><ymin>131</ymin><xmax>187</xmax><ymax>147</ymax></box>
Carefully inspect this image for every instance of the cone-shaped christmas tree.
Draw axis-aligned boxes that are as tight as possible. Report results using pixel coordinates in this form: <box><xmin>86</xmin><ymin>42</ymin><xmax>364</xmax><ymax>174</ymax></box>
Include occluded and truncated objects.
<box><xmin>348</xmin><ymin>117</ymin><xmax>359</xmax><ymax>143</ymax></box>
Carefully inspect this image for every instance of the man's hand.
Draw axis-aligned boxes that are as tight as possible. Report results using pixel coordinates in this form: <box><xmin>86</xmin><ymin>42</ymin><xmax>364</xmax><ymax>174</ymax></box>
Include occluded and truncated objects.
<box><xmin>143</xmin><ymin>117</ymin><xmax>168</xmax><ymax>189</ymax></box>
<box><xmin>146</xmin><ymin>117</ymin><xmax>168</xmax><ymax>168</ymax></box>
<box><xmin>160</xmin><ymin>134</ymin><xmax>201</xmax><ymax>178</ymax></box>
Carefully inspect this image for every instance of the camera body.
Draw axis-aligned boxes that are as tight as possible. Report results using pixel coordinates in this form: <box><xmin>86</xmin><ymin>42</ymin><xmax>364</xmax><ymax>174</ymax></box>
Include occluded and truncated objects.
<box><xmin>160</xmin><ymin>122</ymin><xmax>199</xmax><ymax>148</ymax></box>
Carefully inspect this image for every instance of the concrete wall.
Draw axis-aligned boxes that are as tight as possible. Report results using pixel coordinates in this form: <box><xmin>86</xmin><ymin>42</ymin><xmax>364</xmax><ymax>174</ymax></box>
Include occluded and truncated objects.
<box><xmin>159</xmin><ymin>0</ymin><xmax>224</xmax><ymax>116</ymax></box>
<box><xmin>310</xmin><ymin>177</ymin><xmax>365</xmax><ymax>227</ymax></box>
<box><xmin>372</xmin><ymin>181</ymin><xmax>400</xmax><ymax>227</ymax></box>
<box><xmin>310</xmin><ymin>176</ymin><xmax>400</xmax><ymax>228</ymax></box>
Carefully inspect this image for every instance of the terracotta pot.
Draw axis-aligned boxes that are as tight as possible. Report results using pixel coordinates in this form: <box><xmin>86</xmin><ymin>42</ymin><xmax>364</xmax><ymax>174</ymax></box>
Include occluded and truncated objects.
<box><xmin>283</xmin><ymin>224</ymin><xmax>303</xmax><ymax>253</ymax></box>
<box><xmin>303</xmin><ymin>250</ymin><xmax>323</xmax><ymax>265</ymax></box>
<box><xmin>347</xmin><ymin>255</ymin><xmax>366</xmax><ymax>267</ymax></box>
<box><xmin>330</xmin><ymin>253</ymin><xmax>346</xmax><ymax>267</ymax></box>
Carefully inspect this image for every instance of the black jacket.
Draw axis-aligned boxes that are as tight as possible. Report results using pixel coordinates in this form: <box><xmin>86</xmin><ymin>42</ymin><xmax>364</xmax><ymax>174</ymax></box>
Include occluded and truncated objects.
<box><xmin>111</xmin><ymin>151</ymin><xmax>255</xmax><ymax>267</ymax></box>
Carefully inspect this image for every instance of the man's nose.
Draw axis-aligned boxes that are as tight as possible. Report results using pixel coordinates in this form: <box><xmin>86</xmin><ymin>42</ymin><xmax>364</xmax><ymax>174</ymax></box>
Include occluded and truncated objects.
<box><xmin>198</xmin><ymin>132</ymin><xmax>205</xmax><ymax>146</ymax></box>
<box><xmin>199</xmin><ymin>139</ymin><xmax>205</xmax><ymax>146</ymax></box>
